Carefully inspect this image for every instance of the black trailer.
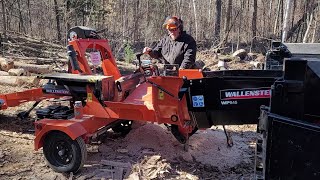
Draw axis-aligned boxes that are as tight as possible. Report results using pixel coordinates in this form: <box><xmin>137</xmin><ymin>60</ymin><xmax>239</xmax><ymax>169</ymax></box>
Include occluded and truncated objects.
<box><xmin>183</xmin><ymin>42</ymin><xmax>320</xmax><ymax>179</ymax></box>
<box><xmin>255</xmin><ymin>59</ymin><xmax>320</xmax><ymax>180</ymax></box>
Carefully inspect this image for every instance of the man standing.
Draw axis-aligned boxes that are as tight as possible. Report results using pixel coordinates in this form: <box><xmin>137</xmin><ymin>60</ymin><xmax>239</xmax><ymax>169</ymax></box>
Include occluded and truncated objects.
<box><xmin>143</xmin><ymin>16</ymin><xmax>197</xmax><ymax>69</ymax></box>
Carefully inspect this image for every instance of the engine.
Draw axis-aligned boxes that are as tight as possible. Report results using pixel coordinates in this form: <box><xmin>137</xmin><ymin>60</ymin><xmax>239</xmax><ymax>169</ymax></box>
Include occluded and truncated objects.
<box><xmin>36</xmin><ymin>104</ymin><xmax>73</xmax><ymax>120</ymax></box>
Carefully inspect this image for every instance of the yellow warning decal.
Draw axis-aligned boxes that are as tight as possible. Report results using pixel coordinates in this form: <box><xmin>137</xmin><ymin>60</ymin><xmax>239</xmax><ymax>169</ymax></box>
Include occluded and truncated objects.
<box><xmin>158</xmin><ymin>90</ymin><xmax>164</xmax><ymax>100</ymax></box>
<box><xmin>88</xmin><ymin>78</ymin><xmax>98</xmax><ymax>83</ymax></box>
<box><xmin>87</xmin><ymin>93</ymin><xmax>93</xmax><ymax>102</ymax></box>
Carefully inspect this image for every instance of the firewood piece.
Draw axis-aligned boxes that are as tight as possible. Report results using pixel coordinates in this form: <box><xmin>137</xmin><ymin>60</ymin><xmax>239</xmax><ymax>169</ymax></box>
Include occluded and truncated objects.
<box><xmin>8</xmin><ymin>68</ymin><xmax>26</xmax><ymax>76</ymax></box>
<box><xmin>0</xmin><ymin>57</ymin><xmax>14</xmax><ymax>71</ymax></box>
<box><xmin>14</xmin><ymin>62</ymin><xmax>53</xmax><ymax>74</ymax></box>
<box><xmin>100</xmin><ymin>160</ymin><xmax>131</xmax><ymax>168</ymax></box>
<box><xmin>0</xmin><ymin>71</ymin><xmax>9</xmax><ymax>76</ymax></box>
<box><xmin>0</xmin><ymin>76</ymin><xmax>39</xmax><ymax>86</ymax></box>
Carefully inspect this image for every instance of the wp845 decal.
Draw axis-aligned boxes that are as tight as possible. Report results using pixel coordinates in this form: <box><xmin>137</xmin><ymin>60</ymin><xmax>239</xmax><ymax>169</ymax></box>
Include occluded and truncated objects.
<box><xmin>220</xmin><ymin>87</ymin><xmax>271</xmax><ymax>105</ymax></box>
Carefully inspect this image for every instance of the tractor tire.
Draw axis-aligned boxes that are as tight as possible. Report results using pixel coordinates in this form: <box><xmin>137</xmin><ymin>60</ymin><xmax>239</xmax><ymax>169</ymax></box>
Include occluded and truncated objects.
<box><xmin>112</xmin><ymin>120</ymin><xmax>133</xmax><ymax>136</ymax></box>
<box><xmin>43</xmin><ymin>131</ymin><xmax>87</xmax><ymax>173</ymax></box>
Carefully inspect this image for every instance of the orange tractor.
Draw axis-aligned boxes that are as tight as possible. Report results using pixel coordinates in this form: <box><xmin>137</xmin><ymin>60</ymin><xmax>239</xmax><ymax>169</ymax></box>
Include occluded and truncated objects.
<box><xmin>0</xmin><ymin>26</ymin><xmax>281</xmax><ymax>173</ymax></box>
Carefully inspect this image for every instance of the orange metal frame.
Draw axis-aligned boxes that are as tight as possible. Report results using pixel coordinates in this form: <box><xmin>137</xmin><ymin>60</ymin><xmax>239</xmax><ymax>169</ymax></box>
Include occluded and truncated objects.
<box><xmin>0</xmin><ymin>37</ymin><xmax>204</xmax><ymax>151</ymax></box>
<box><xmin>0</xmin><ymin>88</ymin><xmax>58</xmax><ymax>110</ymax></box>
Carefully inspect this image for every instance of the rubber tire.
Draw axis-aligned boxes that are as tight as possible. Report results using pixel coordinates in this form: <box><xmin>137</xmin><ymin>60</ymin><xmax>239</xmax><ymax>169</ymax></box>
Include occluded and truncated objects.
<box><xmin>43</xmin><ymin>131</ymin><xmax>87</xmax><ymax>173</ymax></box>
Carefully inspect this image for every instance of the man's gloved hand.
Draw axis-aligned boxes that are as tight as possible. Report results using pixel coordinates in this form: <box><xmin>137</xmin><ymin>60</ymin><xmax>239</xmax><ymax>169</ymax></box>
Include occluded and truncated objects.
<box><xmin>143</xmin><ymin>47</ymin><xmax>152</xmax><ymax>54</ymax></box>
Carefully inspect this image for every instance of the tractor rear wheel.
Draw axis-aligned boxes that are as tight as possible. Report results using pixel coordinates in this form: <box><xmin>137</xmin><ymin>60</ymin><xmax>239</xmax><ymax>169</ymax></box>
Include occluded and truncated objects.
<box><xmin>43</xmin><ymin>131</ymin><xmax>87</xmax><ymax>173</ymax></box>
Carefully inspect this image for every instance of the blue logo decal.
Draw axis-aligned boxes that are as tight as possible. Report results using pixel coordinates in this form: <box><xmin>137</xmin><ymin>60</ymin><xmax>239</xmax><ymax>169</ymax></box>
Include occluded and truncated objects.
<box><xmin>192</xmin><ymin>95</ymin><xmax>204</xmax><ymax>107</ymax></box>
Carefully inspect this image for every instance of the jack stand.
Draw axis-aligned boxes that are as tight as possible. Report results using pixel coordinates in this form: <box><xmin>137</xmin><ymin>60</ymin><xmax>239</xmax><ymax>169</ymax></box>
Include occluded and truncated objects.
<box><xmin>184</xmin><ymin>137</ymin><xmax>189</xmax><ymax>152</ymax></box>
<box><xmin>17</xmin><ymin>100</ymin><xmax>41</xmax><ymax>120</ymax></box>
<box><xmin>222</xmin><ymin>125</ymin><xmax>234</xmax><ymax>147</ymax></box>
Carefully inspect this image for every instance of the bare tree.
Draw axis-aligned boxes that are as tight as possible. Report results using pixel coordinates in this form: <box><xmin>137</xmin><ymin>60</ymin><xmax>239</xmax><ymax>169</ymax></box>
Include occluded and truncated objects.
<box><xmin>17</xmin><ymin>0</ymin><xmax>26</xmax><ymax>34</ymax></box>
<box><xmin>1</xmin><ymin>0</ymin><xmax>6</xmax><ymax>38</ymax></box>
<box><xmin>252</xmin><ymin>0</ymin><xmax>257</xmax><ymax>39</ymax></box>
<box><xmin>54</xmin><ymin>0</ymin><xmax>61</xmax><ymax>41</ymax></box>
<box><xmin>214</xmin><ymin>0</ymin><xmax>222</xmax><ymax>42</ymax></box>
<box><xmin>192</xmin><ymin>0</ymin><xmax>198</xmax><ymax>41</ymax></box>
<box><xmin>286</xmin><ymin>1</ymin><xmax>319</xmax><ymax>41</ymax></box>
<box><xmin>303</xmin><ymin>9</ymin><xmax>314</xmax><ymax>43</ymax></box>
<box><xmin>0</xmin><ymin>0</ymin><xmax>319</xmax><ymax>51</ymax></box>
<box><xmin>224</xmin><ymin>0</ymin><xmax>232</xmax><ymax>43</ymax></box>
<box><xmin>273</xmin><ymin>0</ymin><xmax>282</xmax><ymax>35</ymax></box>
<box><xmin>282</xmin><ymin>0</ymin><xmax>293</xmax><ymax>42</ymax></box>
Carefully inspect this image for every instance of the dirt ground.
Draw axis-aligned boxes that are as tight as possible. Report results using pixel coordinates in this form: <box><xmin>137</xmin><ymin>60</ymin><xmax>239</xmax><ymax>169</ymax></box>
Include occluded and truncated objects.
<box><xmin>0</xmin><ymin>85</ymin><xmax>259</xmax><ymax>180</ymax></box>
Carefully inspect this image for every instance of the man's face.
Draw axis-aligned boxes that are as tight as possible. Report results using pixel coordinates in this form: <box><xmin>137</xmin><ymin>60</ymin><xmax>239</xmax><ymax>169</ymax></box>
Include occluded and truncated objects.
<box><xmin>167</xmin><ymin>27</ymin><xmax>181</xmax><ymax>40</ymax></box>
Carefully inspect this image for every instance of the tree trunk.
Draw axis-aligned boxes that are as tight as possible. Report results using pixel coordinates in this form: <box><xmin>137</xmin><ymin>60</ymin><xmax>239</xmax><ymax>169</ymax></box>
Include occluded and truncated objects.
<box><xmin>27</xmin><ymin>0</ymin><xmax>32</xmax><ymax>34</ymax></box>
<box><xmin>122</xmin><ymin>0</ymin><xmax>128</xmax><ymax>41</ymax></box>
<box><xmin>268</xmin><ymin>0</ymin><xmax>273</xmax><ymax>35</ymax></box>
<box><xmin>311</xmin><ymin>5</ymin><xmax>318</xmax><ymax>43</ymax></box>
<box><xmin>274</xmin><ymin>0</ymin><xmax>281</xmax><ymax>35</ymax></box>
<box><xmin>192</xmin><ymin>0</ymin><xmax>198</xmax><ymax>41</ymax></box>
<box><xmin>252</xmin><ymin>0</ymin><xmax>257</xmax><ymax>39</ymax></box>
<box><xmin>303</xmin><ymin>12</ymin><xmax>313</xmax><ymax>43</ymax></box>
<box><xmin>17</xmin><ymin>0</ymin><xmax>25</xmax><ymax>34</ymax></box>
<box><xmin>133</xmin><ymin>0</ymin><xmax>140</xmax><ymax>42</ymax></box>
<box><xmin>290</xmin><ymin>0</ymin><xmax>297</xmax><ymax>42</ymax></box>
<box><xmin>224</xmin><ymin>0</ymin><xmax>232</xmax><ymax>43</ymax></box>
<box><xmin>286</xmin><ymin>2</ymin><xmax>319</xmax><ymax>41</ymax></box>
<box><xmin>1</xmin><ymin>0</ymin><xmax>7</xmax><ymax>38</ymax></box>
<box><xmin>282</xmin><ymin>0</ymin><xmax>292</xmax><ymax>42</ymax></box>
<box><xmin>178</xmin><ymin>0</ymin><xmax>182</xmax><ymax>17</ymax></box>
<box><xmin>214</xmin><ymin>0</ymin><xmax>222</xmax><ymax>42</ymax></box>
<box><xmin>66</xmin><ymin>0</ymin><xmax>71</xmax><ymax>31</ymax></box>
<box><xmin>54</xmin><ymin>0</ymin><xmax>61</xmax><ymax>41</ymax></box>
<box><xmin>208</xmin><ymin>0</ymin><xmax>212</xmax><ymax>23</ymax></box>
<box><xmin>237</xmin><ymin>0</ymin><xmax>245</xmax><ymax>50</ymax></box>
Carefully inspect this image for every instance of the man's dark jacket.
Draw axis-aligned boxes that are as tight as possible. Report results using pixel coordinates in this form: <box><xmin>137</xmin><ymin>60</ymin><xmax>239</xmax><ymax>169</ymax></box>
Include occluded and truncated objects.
<box><xmin>149</xmin><ymin>31</ymin><xmax>196</xmax><ymax>69</ymax></box>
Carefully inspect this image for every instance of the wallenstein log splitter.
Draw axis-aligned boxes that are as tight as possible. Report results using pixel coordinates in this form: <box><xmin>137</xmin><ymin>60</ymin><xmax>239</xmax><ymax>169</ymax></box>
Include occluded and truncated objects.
<box><xmin>0</xmin><ymin>26</ymin><xmax>281</xmax><ymax>173</ymax></box>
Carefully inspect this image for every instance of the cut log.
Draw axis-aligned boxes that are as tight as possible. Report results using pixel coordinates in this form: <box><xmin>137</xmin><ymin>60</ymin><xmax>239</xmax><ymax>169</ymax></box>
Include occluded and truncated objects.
<box><xmin>0</xmin><ymin>71</ymin><xmax>9</xmax><ymax>76</ymax></box>
<box><xmin>5</xmin><ymin>56</ymin><xmax>68</xmax><ymax>64</ymax></box>
<box><xmin>232</xmin><ymin>49</ymin><xmax>248</xmax><ymax>60</ymax></box>
<box><xmin>0</xmin><ymin>57</ymin><xmax>14</xmax><ymax>71</ymax></box>
<box><xmin>8</xmin><ymin>68</ymin><xmax>26</xmax><ymax>76</ymax></box>
<box><xmin>14</xmin><ymin>62</ymin><xmax>53</xmax><ymax>74</ymax></box>
<box><xmin>0</xmin><ymin>76</ymin><xmax>39</xmax><ymax>86</ymax></box>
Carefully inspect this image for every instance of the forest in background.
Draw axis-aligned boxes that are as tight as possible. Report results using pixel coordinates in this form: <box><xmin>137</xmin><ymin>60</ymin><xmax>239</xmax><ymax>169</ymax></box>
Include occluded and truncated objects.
<box><xmin>0</xmin><ymin>0</ymin><xmax>319</xmax><ymax>54</ymax></box>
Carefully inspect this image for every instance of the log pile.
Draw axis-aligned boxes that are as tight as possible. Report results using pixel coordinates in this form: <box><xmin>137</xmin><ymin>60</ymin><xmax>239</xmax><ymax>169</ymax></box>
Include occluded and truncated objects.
<box><xmin>4</xmin><ymin>32</ymin><xmax>66</xmax><ymax>58</ymax></box>
<box><xmin>0</xmin><ymin>56</ymin><xmax>60</xmax><ymax>87</ymax></box>
<box><xmin>0</xmin><ymin>32</ymin><xmax>69</xmax><ymax>87</ymax></box>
